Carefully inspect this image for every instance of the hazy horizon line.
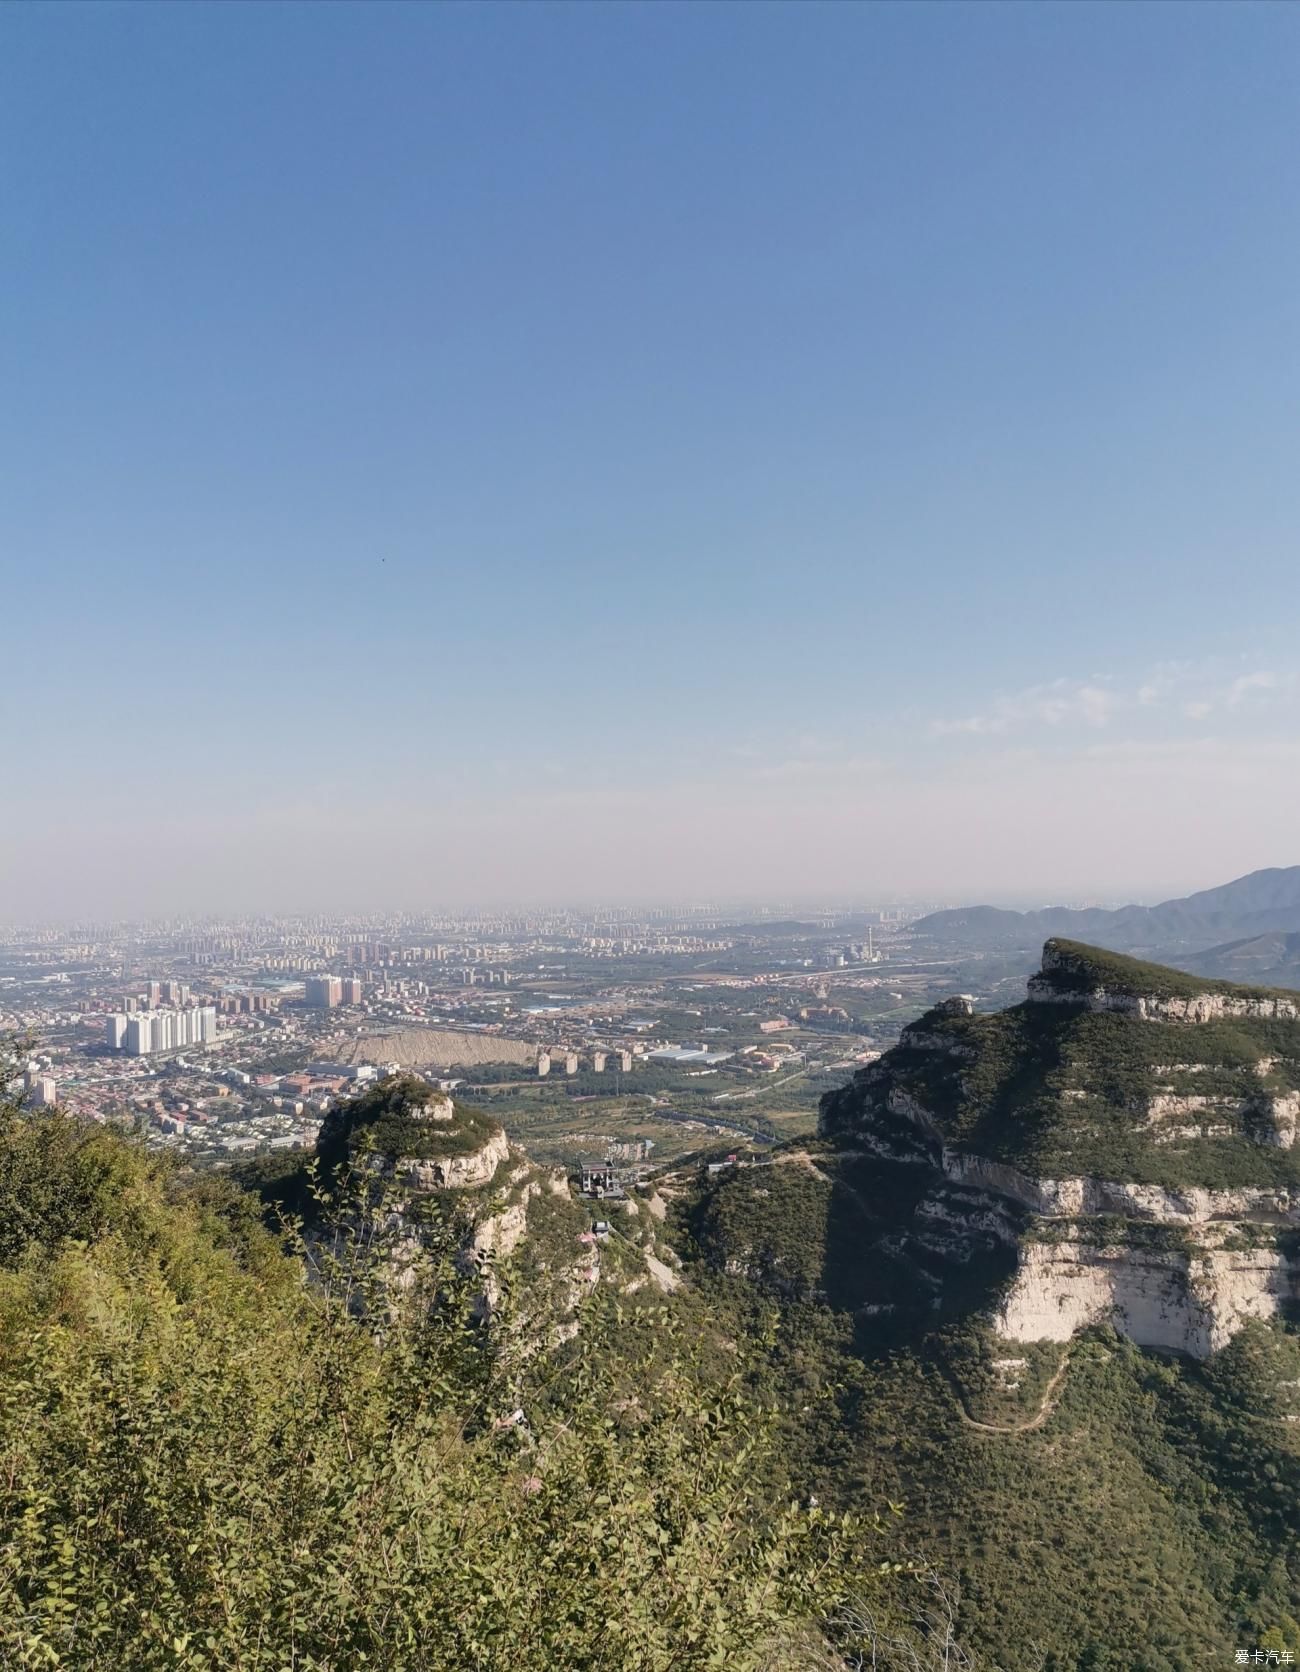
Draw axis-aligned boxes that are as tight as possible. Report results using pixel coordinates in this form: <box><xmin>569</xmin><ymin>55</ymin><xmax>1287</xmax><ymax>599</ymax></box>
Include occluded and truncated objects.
<box><xmin>4</xmin><ymin>868</ymin><xmax>1290</xmax><ymax>933</ymax></box>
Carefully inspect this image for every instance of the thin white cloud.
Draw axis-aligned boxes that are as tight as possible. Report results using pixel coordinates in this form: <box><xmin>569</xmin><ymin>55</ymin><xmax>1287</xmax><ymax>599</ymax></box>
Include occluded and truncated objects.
<box><xmin>930</xmin><ymin>677</ymin><xmax>1122</xmax><ymax>737</ymax></box>
<box><xmin>1226</xmin><ymin>669</ymin><xmax>1291</xmax><ymax>707</ymax></box>
<box><xmin>1076</xmin><ymin>684</ymin><xmax>1119</xmax><ymax>727</ymax></box>
<box><xmin>931</xmin><ymin>662</ymin><xmax>1295</xmax><ymax>739</ymax></box>
<box><xmin>747</xmin><ymin>753</ymin><xmax>882</xmax><ymax>782</ymax></box>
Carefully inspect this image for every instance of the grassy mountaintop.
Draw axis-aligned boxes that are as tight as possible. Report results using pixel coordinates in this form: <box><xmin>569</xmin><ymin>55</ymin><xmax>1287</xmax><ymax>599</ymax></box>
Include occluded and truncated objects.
<box><xmin>1040</xmin><ymin>937</ymin><xmax>1300</xmax><ymax>1004</ymax></box>
<box><xmin>315</xmin><ymin>1073</ymin><xmax>505</xmax><ymax>1182</ymax></box>
<box><xmin>822</xmin><ymin>942</ymin><xmax>1300</xmax><ymax>1189</ymax></box>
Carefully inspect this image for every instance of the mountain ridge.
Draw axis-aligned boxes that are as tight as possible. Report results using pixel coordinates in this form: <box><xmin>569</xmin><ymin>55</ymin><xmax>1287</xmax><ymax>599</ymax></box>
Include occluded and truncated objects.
<box><xmin>808</xmin><ymin>939</ymin><xmax>1300</xmax><ymax>1356</ymax></box>
<box><xmin>912</xmin><ymin>865</ymin><xmax>1300</xmax><ymax>977</ymax></box>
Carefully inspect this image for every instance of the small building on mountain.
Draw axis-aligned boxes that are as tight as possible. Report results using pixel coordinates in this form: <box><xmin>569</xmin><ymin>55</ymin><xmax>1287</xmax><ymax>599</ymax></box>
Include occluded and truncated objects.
<box><xmin>579</xmin><ymin>1158</ymin><xmax>619</xmax><ymax>1196</ymax></box>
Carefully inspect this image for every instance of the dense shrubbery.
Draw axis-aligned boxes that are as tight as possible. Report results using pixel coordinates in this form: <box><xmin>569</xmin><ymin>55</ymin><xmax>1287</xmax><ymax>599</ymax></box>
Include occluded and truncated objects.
<box><xmin>0</xmin><ymin>1095</ymin><xmax>881</xmax><ymax>1670</ymax></box>
<box><xmin>686</xmin><ymin>1163</ymin><xmax>833</xmax><ymax>1297</ymax></box>
<box><xmin>704</xmin><ymin>1280</ymin><xmax>1300</xmax><ymax>1670</ymax></box>
<box><xmin>0</xmin><ymin>1105</ymin><xmax>159</xmax><ymax>1264</ymax></box>
<box><xmin>674</xmin><ymin>1157</ymin><xmax>1299</xmax><ymax>1667</ymax></box>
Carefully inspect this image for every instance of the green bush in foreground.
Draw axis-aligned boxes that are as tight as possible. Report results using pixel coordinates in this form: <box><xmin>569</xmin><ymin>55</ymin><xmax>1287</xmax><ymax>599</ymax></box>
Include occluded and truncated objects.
<box><xmin>0</xmin><ymin>1101</ymin><xmax>876</xmax><ymax>1671</ymax></box>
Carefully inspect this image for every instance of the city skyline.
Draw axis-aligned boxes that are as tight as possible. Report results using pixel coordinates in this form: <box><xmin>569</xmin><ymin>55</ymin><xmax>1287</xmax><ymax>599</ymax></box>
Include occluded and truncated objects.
<box><xmin>5</xmin><ymin>4</ymin><xmax>1300</xmax><ymax>915</ymax></box>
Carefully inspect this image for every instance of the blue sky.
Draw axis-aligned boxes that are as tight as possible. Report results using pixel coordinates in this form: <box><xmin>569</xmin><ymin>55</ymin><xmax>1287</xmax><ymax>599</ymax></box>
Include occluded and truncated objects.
<box><xmin>4</xmin><ymin>2</ymin><xmax>1299</xmax><ymax>917</ymax></box>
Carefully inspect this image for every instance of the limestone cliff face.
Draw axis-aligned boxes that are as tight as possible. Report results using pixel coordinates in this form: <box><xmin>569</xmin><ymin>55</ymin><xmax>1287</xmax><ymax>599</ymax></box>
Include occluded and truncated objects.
<box><xmin>818</xmin><ymin>942</ymin><xmax>1300</xmax><ymax>1357</ymax></box>
<box><xmin>317</xmin><ymin>1076</ymin><xmax>580</xmax><ymax>1314</ymax></box>
<box><xmin>996</xmin><ymin>1236</ymin><xmax>1294</xmax><ymax>1356</ymax></box>
<box><xmin>393</xmin><ymin>1126</ymin><xmax>510</xmax><ymax>1191</ymax></box>
<box><xmin>470</xmin><ymin>1183</ymin><xmax>538</xmax><ymax>1262</ymax></box>
<box><xmin>940</xmin><ymin>1151</ymin><xmax>1300</xmax><ymax>1226</ymax></box>
<box><xmin>470</xmin><ymin>1164</ymin><xmax>570</xmax><ymax>1262</ymax></box>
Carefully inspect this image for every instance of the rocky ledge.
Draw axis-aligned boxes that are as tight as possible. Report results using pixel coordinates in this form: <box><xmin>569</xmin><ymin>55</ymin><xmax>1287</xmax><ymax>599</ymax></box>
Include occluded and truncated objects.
<box><xmin>1028</xmin><ymin>939</ymin><xmax>1300</xmax><ymax>1021</ymax></box>
<box><xmin>393</xmin><ymin>1125</ymin><xmax>510</xmax><ymax>1191</ymax></box>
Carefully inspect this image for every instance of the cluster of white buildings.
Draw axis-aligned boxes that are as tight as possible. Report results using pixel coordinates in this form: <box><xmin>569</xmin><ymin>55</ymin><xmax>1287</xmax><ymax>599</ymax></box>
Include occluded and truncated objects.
<box><xmin>106</xmin><ymin>1007</ymin><xmax>218</xmax><ymax>1056</ymax></box>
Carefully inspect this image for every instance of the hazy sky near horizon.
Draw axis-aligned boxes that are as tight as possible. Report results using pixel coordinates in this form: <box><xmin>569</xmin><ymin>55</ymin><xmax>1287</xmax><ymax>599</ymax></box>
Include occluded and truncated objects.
<box><xmin>4</xmin><ymin>3</ymin><xmax>1300</xmax><ymax>920</ymax></box>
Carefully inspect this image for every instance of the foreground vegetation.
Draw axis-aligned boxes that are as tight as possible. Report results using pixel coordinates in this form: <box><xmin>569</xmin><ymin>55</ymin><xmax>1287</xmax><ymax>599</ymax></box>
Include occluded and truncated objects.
<box><xmin>3</xmin><ymin>1036</ymin><xmax>1297</xmax><ymax>1670</ymax></box>
<box><xmin>0</xmin><ymin>1094</ymin><xmax>877</xmax><ymax>1671</ymax></box>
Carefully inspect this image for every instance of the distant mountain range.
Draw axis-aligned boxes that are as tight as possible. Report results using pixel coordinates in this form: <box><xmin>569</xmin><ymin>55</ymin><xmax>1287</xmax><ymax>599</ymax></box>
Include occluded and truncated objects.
<box><xmin>911</xmin><ymin>866</ymin><xmax>1300</xmax><ymax>981</ymax></box>
<box><xmin>1183</xmin><ymin>929</ymin><xmax>1300</xmax><ymax>988</ymax></box>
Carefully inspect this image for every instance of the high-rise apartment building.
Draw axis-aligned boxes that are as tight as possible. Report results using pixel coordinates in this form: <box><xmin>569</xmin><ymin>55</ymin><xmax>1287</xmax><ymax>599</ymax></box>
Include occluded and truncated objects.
<box><xmin>305</xmin><ymin>975</ymin><xmax>343</xmax><ymax>1008</ymax></box>
<box><xmin>28</xmin><ymin>1075</ymin><xmax>58</xmax><ymax>1108</ymax></box>
<box><xmin>342</xmin><ymin>978</ymin><xmax>363</xmax><ymax>1005</ymax></box>
<box><xmin>106</xmin><ymin>1014</ymin><xmax>128</xmax><ymax>1050</ymax></box>
<box><xmin>117</xmin><ymin>1006</ymin><xmax>217</xmax><ymax>1056</ymax></box>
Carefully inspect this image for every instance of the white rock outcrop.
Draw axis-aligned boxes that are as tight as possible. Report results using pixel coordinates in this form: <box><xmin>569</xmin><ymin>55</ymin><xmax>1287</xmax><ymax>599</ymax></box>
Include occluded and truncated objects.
<box><xmin>1028</xmin><ymin>945</ymin><xmax>1300</xmax><ymax>1021</ymax></box>
<box><xmin>394</xmin><ymin>1125</ymin><xmax>510</xmax><ymax>1191</ymax></box>
<box><xmin>411</xmin><ymin>1094</ymin><xmax>456</xmax><ymax>1123</ymax></box>
<box><xmin>829</xmin><ymin>943</ymin><xmax>1300</xmax><ymax>1357</ymax></box>
<box><xmin>940</xmin><ymin>1150</ymin><xmax>1300</xmax><ymax>1225</ymax></box>
<box><xmin>1257</xmin><ymin>1091</ymin><xmax>1299</xmax><ymax>1149</ymax></box>
<box><xmin>996</xmin><ymin>1237</ymin><xmax>1297</xmax><ymax>1356</ymax></box>
<box><xmin>1028</xmin><ymin>983</ymin><xmax>1300</xmax><ymax>1023</ymax></box>
<box><xmin>471</xmin><ymin>1183</ymin><xmax>540</xmax><ymax>1261</ymax></box>
<box><xmin>894</xmin><ymin>1101</ymin><xmax>1298</xmax><ymax>1357</ymax></box>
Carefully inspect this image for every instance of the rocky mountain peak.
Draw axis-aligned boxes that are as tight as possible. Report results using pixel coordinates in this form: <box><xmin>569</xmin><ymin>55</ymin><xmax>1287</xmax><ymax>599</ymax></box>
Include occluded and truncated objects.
<box><xmin>315</xmin><ymin>1073</ymin><xmax>508</xmax><ymax>1188</ymax></box>
<box><xmin>809</xmin><ymin>941</ymin><xmax>1300</xmax><ymax>1355</ymax></box>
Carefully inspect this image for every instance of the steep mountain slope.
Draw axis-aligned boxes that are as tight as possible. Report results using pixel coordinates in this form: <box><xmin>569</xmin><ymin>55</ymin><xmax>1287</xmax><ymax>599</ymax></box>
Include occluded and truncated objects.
<box><xmin>814</xmin><ymin>940</ymin><xmax>1299</xmax><ymax>1355</ymax></box>
<box><xmin>912</xmin><ymin>865</ymin><xmax>1300</xmax><ymax>971</ymax></box>
<box><xmin>671</xmin><ymin>942</ymin><xmax>1300</xmax><ymax>1665</ymax></box>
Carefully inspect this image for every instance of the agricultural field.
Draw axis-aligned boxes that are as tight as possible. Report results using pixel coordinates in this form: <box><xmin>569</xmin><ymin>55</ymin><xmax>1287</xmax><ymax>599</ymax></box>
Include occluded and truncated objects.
<box><xmin>455</xmin><ymin>1061</ymin><xmax>848</xmax><ymax>1168</ymax></box>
